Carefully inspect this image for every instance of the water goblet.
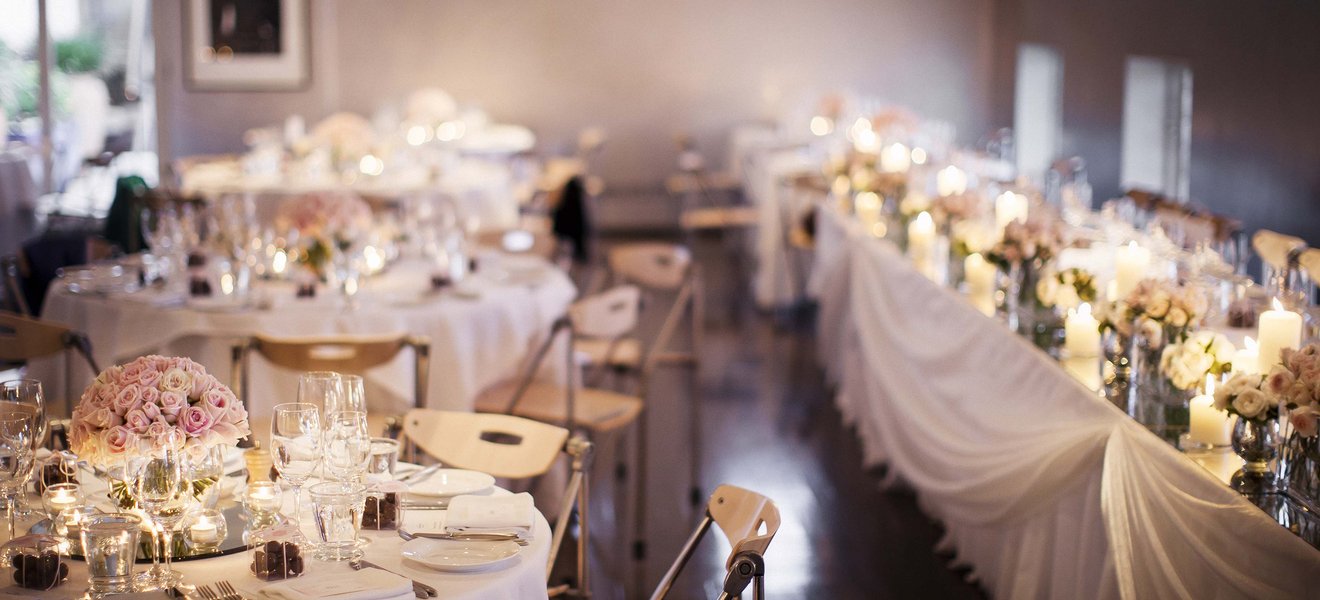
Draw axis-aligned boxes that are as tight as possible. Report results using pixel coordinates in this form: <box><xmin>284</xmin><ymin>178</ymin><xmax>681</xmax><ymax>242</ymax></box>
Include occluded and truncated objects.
<box><xmin>323</xmin><ymin>411</ymin><xmax>371</xmax><ymax>484</ymax></box>
<box><xmin>271</xmin><ymin>403</ymin><xmax>322</xmax><ymax>530</ymax></box>
<box><xmin>134</xmin><ymin>431</ymin><xmax>193</xmax><ymax>589</ymax></box>
<box><xmin>308</xmin><ymin>481</ymin><xmax>367</xmax><ymax>561</ymax></box>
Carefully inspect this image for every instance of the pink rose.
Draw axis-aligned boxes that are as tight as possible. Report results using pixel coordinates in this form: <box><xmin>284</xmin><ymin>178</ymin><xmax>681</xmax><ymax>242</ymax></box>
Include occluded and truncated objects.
<box><xmin>201</xmin><ymin>389</ymin><xmax>235</xmax><ymax>419</ymax></box>
<box><xmin>136</xmin><ymin>368</ymin><xmax>162</xmax><ymax>389</ymax></box>
<box><xmin>95</xmin><ymin>386</ymin><xmax>116</xmax><ymax>406</ymax></box>
<box><xmin>87</xmin><ymin>407</ymin><xmax>119</xmax><ymax>429</ymax></box>
<box><xmin>152</xmin><ymin>356</ymin><xmax>174</xmax><ymax>372</ymax></box>
<box><xmin>102</xmin><ymin>426</ymin><xmax>134</xmax><ymax>455</ymax></box>
<box><xmin>1266</xmin><ymin>366</ymin><xmax>1296</xmax><ymax>396</ymax></box>
<box><xmin>181</xmin><ymin>406</ymin><xmax>215</xmax><ymax>437</ymax></box>
<box><xmin>159</xmin><ymin>392</ymin><xmax>187</xmax><ymax>421</ymax></box>
<box><xmin>112</xmin><ymin>384</ymin><xmax>143</xmax><ymax>415</ymax></box>
<box><xmin>145</xmin><ymin>420</ymin><xmax>173</xmax><ymax>439</ymax></box>
<box><xmin>1292</xmin><ymin>408</ymin><xmax>1320</xmax><ymax>438</ymax></box>
<box><xmin>120</xmin><ymin>361</ymin><xmax>147</xmax><ymax>384</ymax></box>
<box><xmin>160</xmin><ymin>368</ymin><xmax>192</xmax><ymax>394</ymax></box>
<box><xmin>139</xmin><ymin>386</ymin><xmax>160</xmax><ymax>406</ymax></box>
<box><xmin>124</xmin><ymin>409</ymin><xmax>153</xmax><ymax>434</ymax></box>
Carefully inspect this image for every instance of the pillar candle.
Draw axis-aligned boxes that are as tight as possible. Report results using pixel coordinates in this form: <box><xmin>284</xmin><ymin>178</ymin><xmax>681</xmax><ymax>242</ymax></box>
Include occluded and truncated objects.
<box><xmin>965</xmin><ymin>253</ymin><xmax>996</xmax><ymax>316</ymax></box>
<box><xmin>936</xmin><ymin>166</ymin><xmax>968</xmax><ymax>197</ymax></box>
<box><xmin>994</xmin><ymin>192</ymin><xmax>1028</xmax><ymax>231</ymax></box>
<box><xmin>1232</xmin><ymin>337</ymin><xmax>1259</xmax><ymax>375</ymax></box>
<box><xmin>880</xmin><ymin>142</ymin><xmax>911</xmax><ymax>173</ymax></box>
<box><xmin>854</xmin><ymin>191</ymin><xmax>883</xmax><ymax>227</ymax></box>
<box><xmin>908</xmin><ymin>212</ymin><xmax>937</xmax><ymax>280</ymax></box>
<box><xmin>1189</xmin><ymin>377</ymin><xmax>1233</xmax><ymax>447</ymax></box>
<box><xmin>1113</xmin><ymin>241</ymin><xmax>1150</xmax><ymax>299</ymax></box>
<box><xmin>1257</xmin><ymin>299</ymin><xmax>1303</xmax><ymax>372</ymax></box>
<box><xmin>1065</xmin><ymin>303</ymin><xmax>1101</xmax><ymax>358</ymax></box>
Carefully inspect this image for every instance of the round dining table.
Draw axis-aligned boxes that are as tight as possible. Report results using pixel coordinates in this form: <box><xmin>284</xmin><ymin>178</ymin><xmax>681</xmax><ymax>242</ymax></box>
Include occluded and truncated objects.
<box><xmin>29</xmin><ymin>254</ymin><xmax>576</xmax><ymax>420</ymax></box>
<box><xmin>13</xmin><ymin>463</ymin><xmax>552</xmax><ymax>600</ymax></box>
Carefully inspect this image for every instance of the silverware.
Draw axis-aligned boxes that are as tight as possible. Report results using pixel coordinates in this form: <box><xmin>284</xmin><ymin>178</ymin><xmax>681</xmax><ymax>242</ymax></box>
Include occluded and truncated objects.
<box><xmin>399</xmin><ymin>529</ymin><xmax>529</xmax><ymax>546</ymax></box>
<box><xmin>349</xmin><ymin>559</ymin><xmax>436</xmax><ymax>598</ymax></box>
<box><xmin>399</xmin><ymin>500</ymin><xmax>451</xmax><ymax>510</ymax></box>
<box><xmin>397</xmin><ymin>464</ymin><xmax>441</xmax><ymax>484</ymax></box>
<box><xmin>216</xmin><ymin>580</ymin><xmax>243</xmax><ymax>600</ymax></box>
<box><xmin>195</xmin><ymin>584</ymin><xmax>217</xmax><ymax>600</ymax></box>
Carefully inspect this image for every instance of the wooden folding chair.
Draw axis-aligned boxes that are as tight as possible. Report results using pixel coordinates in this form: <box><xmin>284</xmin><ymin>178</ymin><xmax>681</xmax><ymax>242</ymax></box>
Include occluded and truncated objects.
<box><xmin>401</xmin><ymin>409</ymin><xmax>593</xmax><ymax>597</ymax></box>
<box><xmin>1</xmin><ymin>257</ymin><xmax>31</xmax><ymax>316</ymax></box>
<box><xmin>651</xmin><ymin>484</ymin><xmax>780</xmax><ymax>600</ymax></box>
<box><xmin>230</xmin><ymin>333</ymin><xmax>430</xmax><ymax>439</ymax></box>
<box><xmin>0</xmin><ymin>311</ymin><xmax>100</xmax><ymax>417</ymax></box>
<box><xmin>570</xmin><ymin>285</ymin><xmax>643</xmax><ymax>387</ymax></box>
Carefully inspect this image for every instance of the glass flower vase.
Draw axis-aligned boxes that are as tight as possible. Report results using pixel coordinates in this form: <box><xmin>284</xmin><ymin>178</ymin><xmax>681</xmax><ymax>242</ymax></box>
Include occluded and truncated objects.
<box><xmin>1128</xmin><ymin>323</ymin><xmax>1193</xmax><ymax>443</ymax></box>
<box><xmin>1231</xmin><ymin>417</ymin><xmax>1284</xmax><ymax>494</ymax></box>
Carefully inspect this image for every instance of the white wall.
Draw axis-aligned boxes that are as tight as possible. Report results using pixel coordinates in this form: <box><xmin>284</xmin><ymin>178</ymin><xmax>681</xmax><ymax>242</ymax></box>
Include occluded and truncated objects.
<box><xmin>155</xmin><ymin>0</ymin><xmax>995</xmax><ymax>187</ymax></box>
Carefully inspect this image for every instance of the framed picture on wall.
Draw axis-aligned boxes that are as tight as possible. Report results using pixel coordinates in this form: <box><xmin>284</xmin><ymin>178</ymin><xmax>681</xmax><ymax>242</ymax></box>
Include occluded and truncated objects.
<box><xmin>184</xmin><ymin>0</ymin><xmax>310</xmax><ymax>91</ymax></box>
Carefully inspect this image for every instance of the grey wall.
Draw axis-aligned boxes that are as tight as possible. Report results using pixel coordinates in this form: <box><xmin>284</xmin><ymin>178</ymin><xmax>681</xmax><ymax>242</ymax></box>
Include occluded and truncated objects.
<box><xmin>155</xmin><ymin>0</ymin><xmax>995</xmax><ymax>187</ymax></box>
<box><xmin>990</xmin><ymin>0</ymin><xmax>1320</xmax><ymax>245</ymax></box>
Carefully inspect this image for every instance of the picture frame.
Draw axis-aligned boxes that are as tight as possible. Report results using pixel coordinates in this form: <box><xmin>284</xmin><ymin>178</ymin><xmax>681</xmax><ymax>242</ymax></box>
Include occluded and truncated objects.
<box><xmin>183</xmin><ymin>0</ymin><xmax>311</xmax><ymax>92</ymax></box>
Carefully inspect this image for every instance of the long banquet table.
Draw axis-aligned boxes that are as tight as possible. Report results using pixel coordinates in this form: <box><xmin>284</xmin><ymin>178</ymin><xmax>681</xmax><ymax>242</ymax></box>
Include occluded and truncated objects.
<box><xmin>812</xmin><ymin>204</ymin><xmax>1320</xmax><ymax>599</ymax></box>
<box><xmin>29</xmin><ymin>256</ymin><xmax>575</xmax><ymax>420</ymax></box>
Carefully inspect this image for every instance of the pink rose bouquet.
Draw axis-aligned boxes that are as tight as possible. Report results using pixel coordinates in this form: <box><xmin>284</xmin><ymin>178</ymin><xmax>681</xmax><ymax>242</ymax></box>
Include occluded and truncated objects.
<box><xmin>71</xmin><ymin>356</ymin><xmax>251</xmax><ymax>464</ymax></box>
<box><xmin>1267</xmin><ymin>344</ymin><xmax>1320</xmax><ymax>437</ymax></box>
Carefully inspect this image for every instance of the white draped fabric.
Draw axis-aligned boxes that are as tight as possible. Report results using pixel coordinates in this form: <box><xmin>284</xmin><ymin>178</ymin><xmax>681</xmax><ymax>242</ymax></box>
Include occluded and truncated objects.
<box><xmin>813</xmin><ymin>206</ymin><xmax>1320</xmax><ymax>599</ymax></box>
<box><xmin>29</xmin><ymin>259</ymin><xmax>575</xmax><ymax>420</ymax></box>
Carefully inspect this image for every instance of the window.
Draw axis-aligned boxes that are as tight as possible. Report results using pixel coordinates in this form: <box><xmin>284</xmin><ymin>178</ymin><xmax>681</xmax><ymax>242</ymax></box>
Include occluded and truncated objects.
<box><xmin>1013</xmin><ymin>43</ymin><xmax>1064</xmax><ymax>185</ymax></box>
<box><xmin>1120</xmin><ymin>56</ymin><xmax>1192</xmax><ymax>201</ymax></box>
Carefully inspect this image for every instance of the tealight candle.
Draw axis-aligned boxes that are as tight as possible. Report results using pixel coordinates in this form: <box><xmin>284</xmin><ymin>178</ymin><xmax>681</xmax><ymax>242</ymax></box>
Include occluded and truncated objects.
<box><xmin>41</xmin><ymin>483</ymin><xmax>81</xmax><ymax>521</ymax></box>
<box><xmin>1233</xmin><ymin>337</ymin><xmax>1260</xmax><ymax>375</ymax></box>
<box><xmin>936</xmin><ymin>165</ymin><xmax>968</xmax><ymax>197</ymax></box>
<box><xmin>1065</xmin><ymin>303</ymin><xmax>1101</xmax><ymax>358</ymax></box>
<box><xmin>1257</xmin><ymin>298</ymin><xmax>1302</xmax><ymax>372</ymax></box>
<box><xmin>187</xmin><ymin>509</ymin><xmax>227</xmax><ymax>548</ymax></box>
<box><xmin>964</xmin><ymin>253</ymin><xmax>996</xmax><ymax>317</ymax></box>
<box><xmin>994</xmin><ymin>191</ymin><xmax>1028</xmax><ymax>231</ymax></box>
<box><xmin>880</xmin><ymin>143</ymin><xmax>912</xmax><ymax>173</ymax></box>
<box><xmin>1113</xmin><ymin>241</ymin><xmax>1150</xmax><ymax>299</ymax></box>
<box><xmin>244</xmin><ymin>481</ymin><xmax>283</xmax><ymax>515</ymax></box>
<box><xmin>1189</xmin><ymin>376</ymin><xmax>1233</xmax><ymax>447</ymax></box>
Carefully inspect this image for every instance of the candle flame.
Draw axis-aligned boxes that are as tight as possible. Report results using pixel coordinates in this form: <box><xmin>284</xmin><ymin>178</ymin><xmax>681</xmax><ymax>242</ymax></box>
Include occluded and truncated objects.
<box><xmin>220</xmin><ymin>273</ymin><xmax>234</xmax><ymax>296</ymax></box>
<box><xmin>272</xmin><ymin>249</ymin><xmax>288</xmax><ymax>274</ymax></box>
<box><xmin>1245</xmin><ymin>336</ymin><xmax>1257</xmax><ymax>351</ymax></box>
<box><xmin>1271</xmin><ymin>297</ymin><xmax>1285</xmax><ymax>311</ymax></box>
<box><xmin>1205</xmin><ymin>374</ymin><xmax>1216</xmax><ymax>396</ymax></box>
<box><xmin>1078</xmin><ymin>302</ymin><xmax>1092</xmax><ymax>318</ymax></box>
<box><xmin>1127</xmin><ymin>241</ymin><xmax>1138</xmax><ymax>250</ymax></box>
<box><xmin>915</xmin><ymin>211</ymin><xmax>933</xmax><ymax>226</ymax></box>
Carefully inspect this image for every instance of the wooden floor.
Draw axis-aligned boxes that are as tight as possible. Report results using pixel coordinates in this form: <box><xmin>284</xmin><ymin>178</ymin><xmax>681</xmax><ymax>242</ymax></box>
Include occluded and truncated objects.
<box><xmin>583</xmin><ymin>231</ymin><xmax>986</xmax><ymax>599</ymax></box>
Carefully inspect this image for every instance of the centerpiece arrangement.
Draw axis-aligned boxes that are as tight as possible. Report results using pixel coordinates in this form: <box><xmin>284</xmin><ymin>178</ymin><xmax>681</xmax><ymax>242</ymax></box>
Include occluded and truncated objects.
<box><xmin>986</xmin><ymin>217</ymin><xmax>1066</xmax><ymax>336</ymax></box>
<box><xmin>275</xmin><ymin>192</ymin><xmax>373</xmax><ymax>282</ymax></box>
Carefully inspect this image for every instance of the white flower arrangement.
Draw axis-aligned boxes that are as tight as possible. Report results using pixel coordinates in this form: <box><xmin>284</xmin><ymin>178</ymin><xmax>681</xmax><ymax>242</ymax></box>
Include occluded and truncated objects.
<box><xmin>1214</xmin><ymin>372</ymin><xmax>1275</xmax><ymax>423</ymax></box>
<box><xmin>1100</xmin><ymin>278</ymin><xmax>1209</xmax><ymax>343</ymax></box>
<box><xmin>1159</xmin><ymin>330</ymin><xmax>1235</xmax><ymax>391</ymax></box>
<box><xmin>1035</xmin><ymin>267</ymin><xmax>1097</xmax><ymax>310</ymax></box>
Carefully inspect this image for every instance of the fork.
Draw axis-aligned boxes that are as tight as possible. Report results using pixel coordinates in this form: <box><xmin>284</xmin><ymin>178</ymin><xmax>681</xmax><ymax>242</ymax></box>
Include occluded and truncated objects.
<box><xmin>349</xmin><ymin>559</ymin><xmax>435</xmax><ymax>598</ymax></box>
<box><xmin>194</xmin><ymin>584</ymin><xmax>217</xmax><ymax>600</ymax></box>
<box><xmin>216</xmin><ymin>580</ymin><xmax>244</xmax><ymax>600</ymax></box>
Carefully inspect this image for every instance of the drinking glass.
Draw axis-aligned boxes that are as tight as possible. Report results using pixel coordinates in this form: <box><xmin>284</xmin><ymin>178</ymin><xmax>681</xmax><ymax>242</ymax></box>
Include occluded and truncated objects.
<box><xmin>298</xmin><ymin>372</ymin><xmax>343</xmax><ymax>426</ymax></box>
<box><xmin>134</xmin><ymin>431</ymin><xmax>193</xmax><ymax>588</ymax></box>
<box><xmin>365</xmin><ymin>438</ymin><xmax>400</xmax><ymax>482</ymax></box>
<box><xmin>271</xmin><ymin>403</ymin><xmax>322</xmax><ymax>529</ymax></box>
<box><xmin>0</xmin><ymin>380</ymin><xmax>44</xmax><ymax>520</ymax></box>
<box><xmin>339</xmin><ymin>375</ymin><xmax>366</xmax><ymax>415</ymax></box>
<box><xmin>323</xmin><ymin>412</ymin><xmax>371</xmax><ymax>484</ymax></box>
<box><xmin>0</xmin><ymin>412</ymin><xmax>35</xmax><ymax>539</ymax></box>
<box><xmin>81</xmin><ymin>513</ymin><xmax>142</xmax><ymax>598</ymax></box>
<box><xmin>308</xmin><ymin>482</ymin><xmax>366</xmax><ymax>561</ymax></box>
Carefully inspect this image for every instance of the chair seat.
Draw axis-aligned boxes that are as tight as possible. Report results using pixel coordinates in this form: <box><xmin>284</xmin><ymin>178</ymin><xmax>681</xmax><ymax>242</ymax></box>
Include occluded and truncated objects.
<box><xmin>474</xmin><ymin>381</ymin><xmax>642</xmax><ymax>433</ymax></box>
<box><xmin>680</xmin><ymin>206</ymin><xmax>759</xmax><ymax>230</ymax></box>
<box><xmin>574</xmin><ymin>336</ymin><xmax>642</xmax><ymax>369</ymax></box>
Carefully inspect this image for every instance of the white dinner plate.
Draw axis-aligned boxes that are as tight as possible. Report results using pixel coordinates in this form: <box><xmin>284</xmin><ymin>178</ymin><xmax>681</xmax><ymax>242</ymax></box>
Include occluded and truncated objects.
<box><xmin>407</xmin><ymin>469</ymin><xmax>495</xmax><ymax>498</ymax></box>
<box><xmin>401</xmin><ymin>537</ymin><xmax>522</xmax><ymax>573</ymax></box>
<box><xmin>186</xmin><ymin>295</ymin><xmax>250</xmax><ymax>312</ymax></box>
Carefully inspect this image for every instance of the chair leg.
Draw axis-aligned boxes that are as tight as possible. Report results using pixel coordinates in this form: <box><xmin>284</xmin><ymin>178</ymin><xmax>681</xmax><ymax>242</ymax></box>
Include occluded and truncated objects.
<box><xmin>649</xmin><ymin>514</ymin><xmax>712</xmax><ymax>600</ymax></box>
<box><xmin>631</xmin><ymin>402</ymin><xmax>649</xmax><ymax>599</ymax></box>
<box><xmin>688</xmin><ymin>272</ymin><xmax>705</xmax><ymax>507</ymax></box>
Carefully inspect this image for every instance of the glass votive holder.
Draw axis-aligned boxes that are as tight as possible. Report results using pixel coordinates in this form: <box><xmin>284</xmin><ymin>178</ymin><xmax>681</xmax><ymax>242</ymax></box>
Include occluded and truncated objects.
<box><xmin>56</xmin><ymin>505</ymin><xmax>99</xmax><ymax>550</ymax></box>
<box><xmin>249</xmin><ymin>525</ymin><xmax>306</xmax><ymax>581</ymax></box>
<box><xmin>307</xmin><ymin>482</ymin><xmax>366</xmax><ymax>561</ymax></box>
<box><xmin>41</xmin><ymin>483</ymin><xmax>82</xmax><ymax>522</ymax></box>
<box><xmin>243</xmin><ymin>481</ymin><xmax>284</xmax><ymax>524</ymax></box>
<box><xmin>185</xmin><ymin>509</ymin><xmax>228</xmax><ymax>551</ymax></box>
<box><xmin>366</xmin><ymin>438</ymin><xmax>400</xmax><ymax>482</ymax></box>
<box><xmin>36</xmin><ymin>451</ymin><xmax>79</xmax><ymax>494</ymax></box>
<box><xmin>2</xmin><ymin>534</ymin><xmax>71</xmax><ymax>590</ymax></box>
<box><xmin>80</xmin><ymin>513</ymin><xmax>141</xmax><ymax>598</ymax></box>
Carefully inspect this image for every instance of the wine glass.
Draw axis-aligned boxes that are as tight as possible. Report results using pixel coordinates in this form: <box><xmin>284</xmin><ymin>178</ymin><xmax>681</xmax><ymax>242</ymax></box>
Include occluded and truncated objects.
<box><xmin>271</xmin><ymin>403</ymin><xmax>322</xmax><ymax>530</ymax></box>
<box><xmin>298</xmin><ymin>372</ymin><xmax>343</xmax><ymax>426</ymax></box>
<box><xmin>0</xmin><ymin>380</ymin><xmax>44</xmax><ymax>519</ymax></box>
<box><xmin>340</xmin><ymin>375</ymin><xmax>366</xmax><ymax>415</ymax></box>
<box><xmin>134</xmin><ymin>431</ymin><xmax>192</xmax><ymax>588</ymax></box>
<box><xmin>0</xmin><ymin>412</ymin><xmax>35</xmax><ymax>539</ymax></box>
<box><xmin>323</xmin><ymin>411</ymin><xmax>371</xmax><ymax>484</ymax></box>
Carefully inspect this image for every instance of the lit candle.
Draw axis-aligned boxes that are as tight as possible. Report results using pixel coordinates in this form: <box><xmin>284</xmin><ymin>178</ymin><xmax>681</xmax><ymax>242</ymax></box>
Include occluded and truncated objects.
<box><xmin>810</xmin><ymin>116</ymin><xmax>833</xmax><ymax>136</ymax></box>
<box><xmin>908</xmin><ymin>212</ymin><xmax>937</xmax><ymax>279</ymax></box>
<box><xmin>830</xmin><ymin>175</ymin><xmax>851</xmax><ymax>200</ymax></box>
<box><xmin>936</xmin><ymin>166</ymin><xmax>968</xmax><ymax>197</ymax></box>
<box><xmin>1065</xmin><ymin>303</ymin><xmax>1101</xmax><ymax>358</ymax></box>
<box><xmin>965</xmin><ymin>253</ymin><xmax>996</xmax><ymax>317</ymax></box>
<box><xmin>244</xmin><ymin>481</ymin><xmax>283</xmax><ymax>514</ymax></box>
<box><xmin>1233</xmin><ymin>337</ymin><xmax>1260</xmax><ymax>375</ymax></box>
<box><xmin>1113</xmin><ymin>241</ymin><xmax>1150</xmax><ymax>299</ymax></box>
<box><xmin>994</xmin><ymin>191</ymin><xmax>1028</xmax><ymax>231</ymax></box>
<box><xmin>853</xmin><ymin>129</ymin><xmax>880</xmax><ymax>154</ymax></box>
<box><xmin>1189</xmin><ymin>376</ymin><xmax>1233</xmax><ymax>447</ymax></box>
<box><xmin>271</xmin><ymin>248</ymin><xmax>288</xmax><ymax>276</ymax></box>
<box><xmin>42</xmin><ymin>483</ymin><xmax>81</xmax><ymax>521</ymax></box>
<box><xmin>880</xmin><ymin>143</ymin><xmax>912</xmax><ymax>173</ymax></box>
<box><xmin>1257</xmin><ymin>298</ymin><xmax>1303</xmax><ymax>372</ymax></box>
<box><xmin>854</xmin><ymin>192</ymin><xmax>883</xmax><ymax>226</ymax></box>
<box><xmin>364</xmin><ymin>246</ymin><xmax>385</xmax><ymax>274</ymax></box>
<box><xmin>189</xmin><ymin>516</ymin><xmax>219</xmax><ymax>545</ymax></box>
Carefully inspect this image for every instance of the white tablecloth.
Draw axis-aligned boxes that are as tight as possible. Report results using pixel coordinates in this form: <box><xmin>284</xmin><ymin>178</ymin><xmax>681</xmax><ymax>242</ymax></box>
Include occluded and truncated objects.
<box><xmin>813</xmin><ymin>205</ymin><xmax>1320</xmax><ymax>599</ymax></box>
<box><xmin>15</xmin><ymin>480</ymin><xmax>551</xmax><ymax>600</ymax></box>
<box><xmin>0</xmin><ymin>149</ymin><xmax>38</xmax><ymax>215</ymax></box>
<box><xmin>29</xmin><ymin>258</ymin><xmax>576</xmax><ymax>420</ymax></box>
<box><xmin>737</xmin><ymin>133</ymin><xmax>819</xmax><ymax>310</ymax></box>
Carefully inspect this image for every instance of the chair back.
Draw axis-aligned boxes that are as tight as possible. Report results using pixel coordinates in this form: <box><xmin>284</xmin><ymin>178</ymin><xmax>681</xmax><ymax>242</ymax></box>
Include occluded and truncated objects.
<box><xmin>1253</xmin><ymin>229</ymin><xmax>1307</xmax><ymax>271</ymax></box>
<box><xmin>232</xmin><ymin>333</ymin><xmax>430</xmax><ymax>409</ymax></box>
<box><xmin>402</xmin><ymin>409</ymin><xmax>567</xmax><ymax>480</ymax></box>
<box><xmin>608</xmin><ymin>243</ymin><xmax>691</xmax><ymax>291</ymax></box>
<box><xmin>569</xmin><ymin>285</ymin><xmax>640</xmax><ymax>340</ymax></box>
<box><xmin>0</xmin><ymin>312</ymin><xmax>72</xmax><ymax>362</ymax></box>
<box><xmin>709</xmin><ymin>484</ymin><xmax>780</xmax><ymax>569</ymax></box>
<box><xmin>1</xmin><ymin>257</ymin><xmax>31</xmax><ymax>316</ymax></box>
<box><xmin>1299</xmin><ymin>248</ymin><xmax>1320</xmax><ymax>282</ymax></box>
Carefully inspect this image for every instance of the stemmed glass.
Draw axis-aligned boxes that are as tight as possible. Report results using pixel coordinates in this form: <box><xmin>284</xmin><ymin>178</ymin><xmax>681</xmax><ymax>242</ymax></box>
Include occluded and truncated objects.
<box><xmin>339</xmin><ymin>375</ymin><xmax>366</xmax><ymax>416</ymax></box>
<box><xmin>271</xmin><ymin>403</ymin><xmax>322</xmax><ymax>530</ymax></box>
<box><xmin>0</xmin><ymin>380</ymin><xmax>45</xmax><ymax>519</ymax></box>
<box><xmin>323</xmin><ymin>411</ymin><xmax>371</xmax><ymax>484</ymax></box>
<box><xmin>0</xmin><ymin>412</ymin><xmax>35</xmax><ymax>539</ymax></box>
<box><xmin>298</xmin><ymin>372</ymin><xmax>343</xmax><ymax>426</ymax></box>
<box><xmin>134</xmin><ymin>431</ymin><xmax>193</xmax><ymax>588</ymax></box>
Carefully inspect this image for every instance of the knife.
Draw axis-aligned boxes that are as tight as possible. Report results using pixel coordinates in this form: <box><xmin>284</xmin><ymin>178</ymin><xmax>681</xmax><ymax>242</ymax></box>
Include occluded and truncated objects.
<box><xmin>397</xmin><ymin>464</ymin><xmax>440</xmax><ymax>484</ymax></box>
<box><xmin>354</xmin><ymin>559</ymin><xmax>438</xmax><ymax>598</ymax></box>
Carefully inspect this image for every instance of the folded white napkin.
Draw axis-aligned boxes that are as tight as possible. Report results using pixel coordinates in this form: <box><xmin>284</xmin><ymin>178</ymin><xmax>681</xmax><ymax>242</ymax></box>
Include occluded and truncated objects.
<box><xmin>258</xmin><ymin>569</ymin><xmax>412</xmax><ymax>600</ymax></box>
<box><xmin>444</xmin><ymin>492</ymin><xmax>535</xmax><ymax>538</ymax></box>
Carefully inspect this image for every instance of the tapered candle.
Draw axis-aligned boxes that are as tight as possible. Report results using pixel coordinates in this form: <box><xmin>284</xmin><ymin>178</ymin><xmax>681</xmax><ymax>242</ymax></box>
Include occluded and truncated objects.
<box><xmin>1114</xmin><ymin>241</ymin><xmax>1150</xmax><ymax>299</ymax></box>
<box><xmin>1065</xmin><ymin>303</ymin><xmax>1101</xmax><ymax>358</ymax></box>
<box><xmin>1258</xmin><ymin>299</ymin><xmax>1302</xmax><ymax>372</ymax></box>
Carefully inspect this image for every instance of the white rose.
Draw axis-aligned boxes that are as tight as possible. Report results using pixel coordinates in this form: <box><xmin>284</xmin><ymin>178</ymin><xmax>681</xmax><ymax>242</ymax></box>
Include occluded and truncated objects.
<box><xmin>160</xmin><ymin>368</ymin><xmax>193</xmax><ymax>394</ymax></box>
<box><xmin>1166</xmin><ymin>307</ymin><xmax>1188</xmax><ymax>328</ymax></box>
<box><xmin>1036</xmin><ymin>277</ymin><xmax>1059</xmax><ymax>306</ymax></box>
<box><xmin>1056</xmin><ymin>285</ymin><xmax>1080</xmax><ymax>311</ymax></box>
<box><xmin>1233</xmin><ymin>388</ymin><xmax>1269</xmax><ymax>419</ymax></box>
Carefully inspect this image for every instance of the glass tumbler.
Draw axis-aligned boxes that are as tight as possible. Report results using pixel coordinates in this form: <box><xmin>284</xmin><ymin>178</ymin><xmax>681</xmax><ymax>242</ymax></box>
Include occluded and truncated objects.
<box><xmin>80</xmin><ymin>513</ymin><xmax>141</xmax><ymax>597</ymax></box>
<box><xmin>308</xmin><ymin>482</ymin><xmax>366</xmax><ymax>561</ymax></box>
<box><xmin>365</xmin><ymin>438</ymin><xmax>400</xmax><ymax>482</ymax></box>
